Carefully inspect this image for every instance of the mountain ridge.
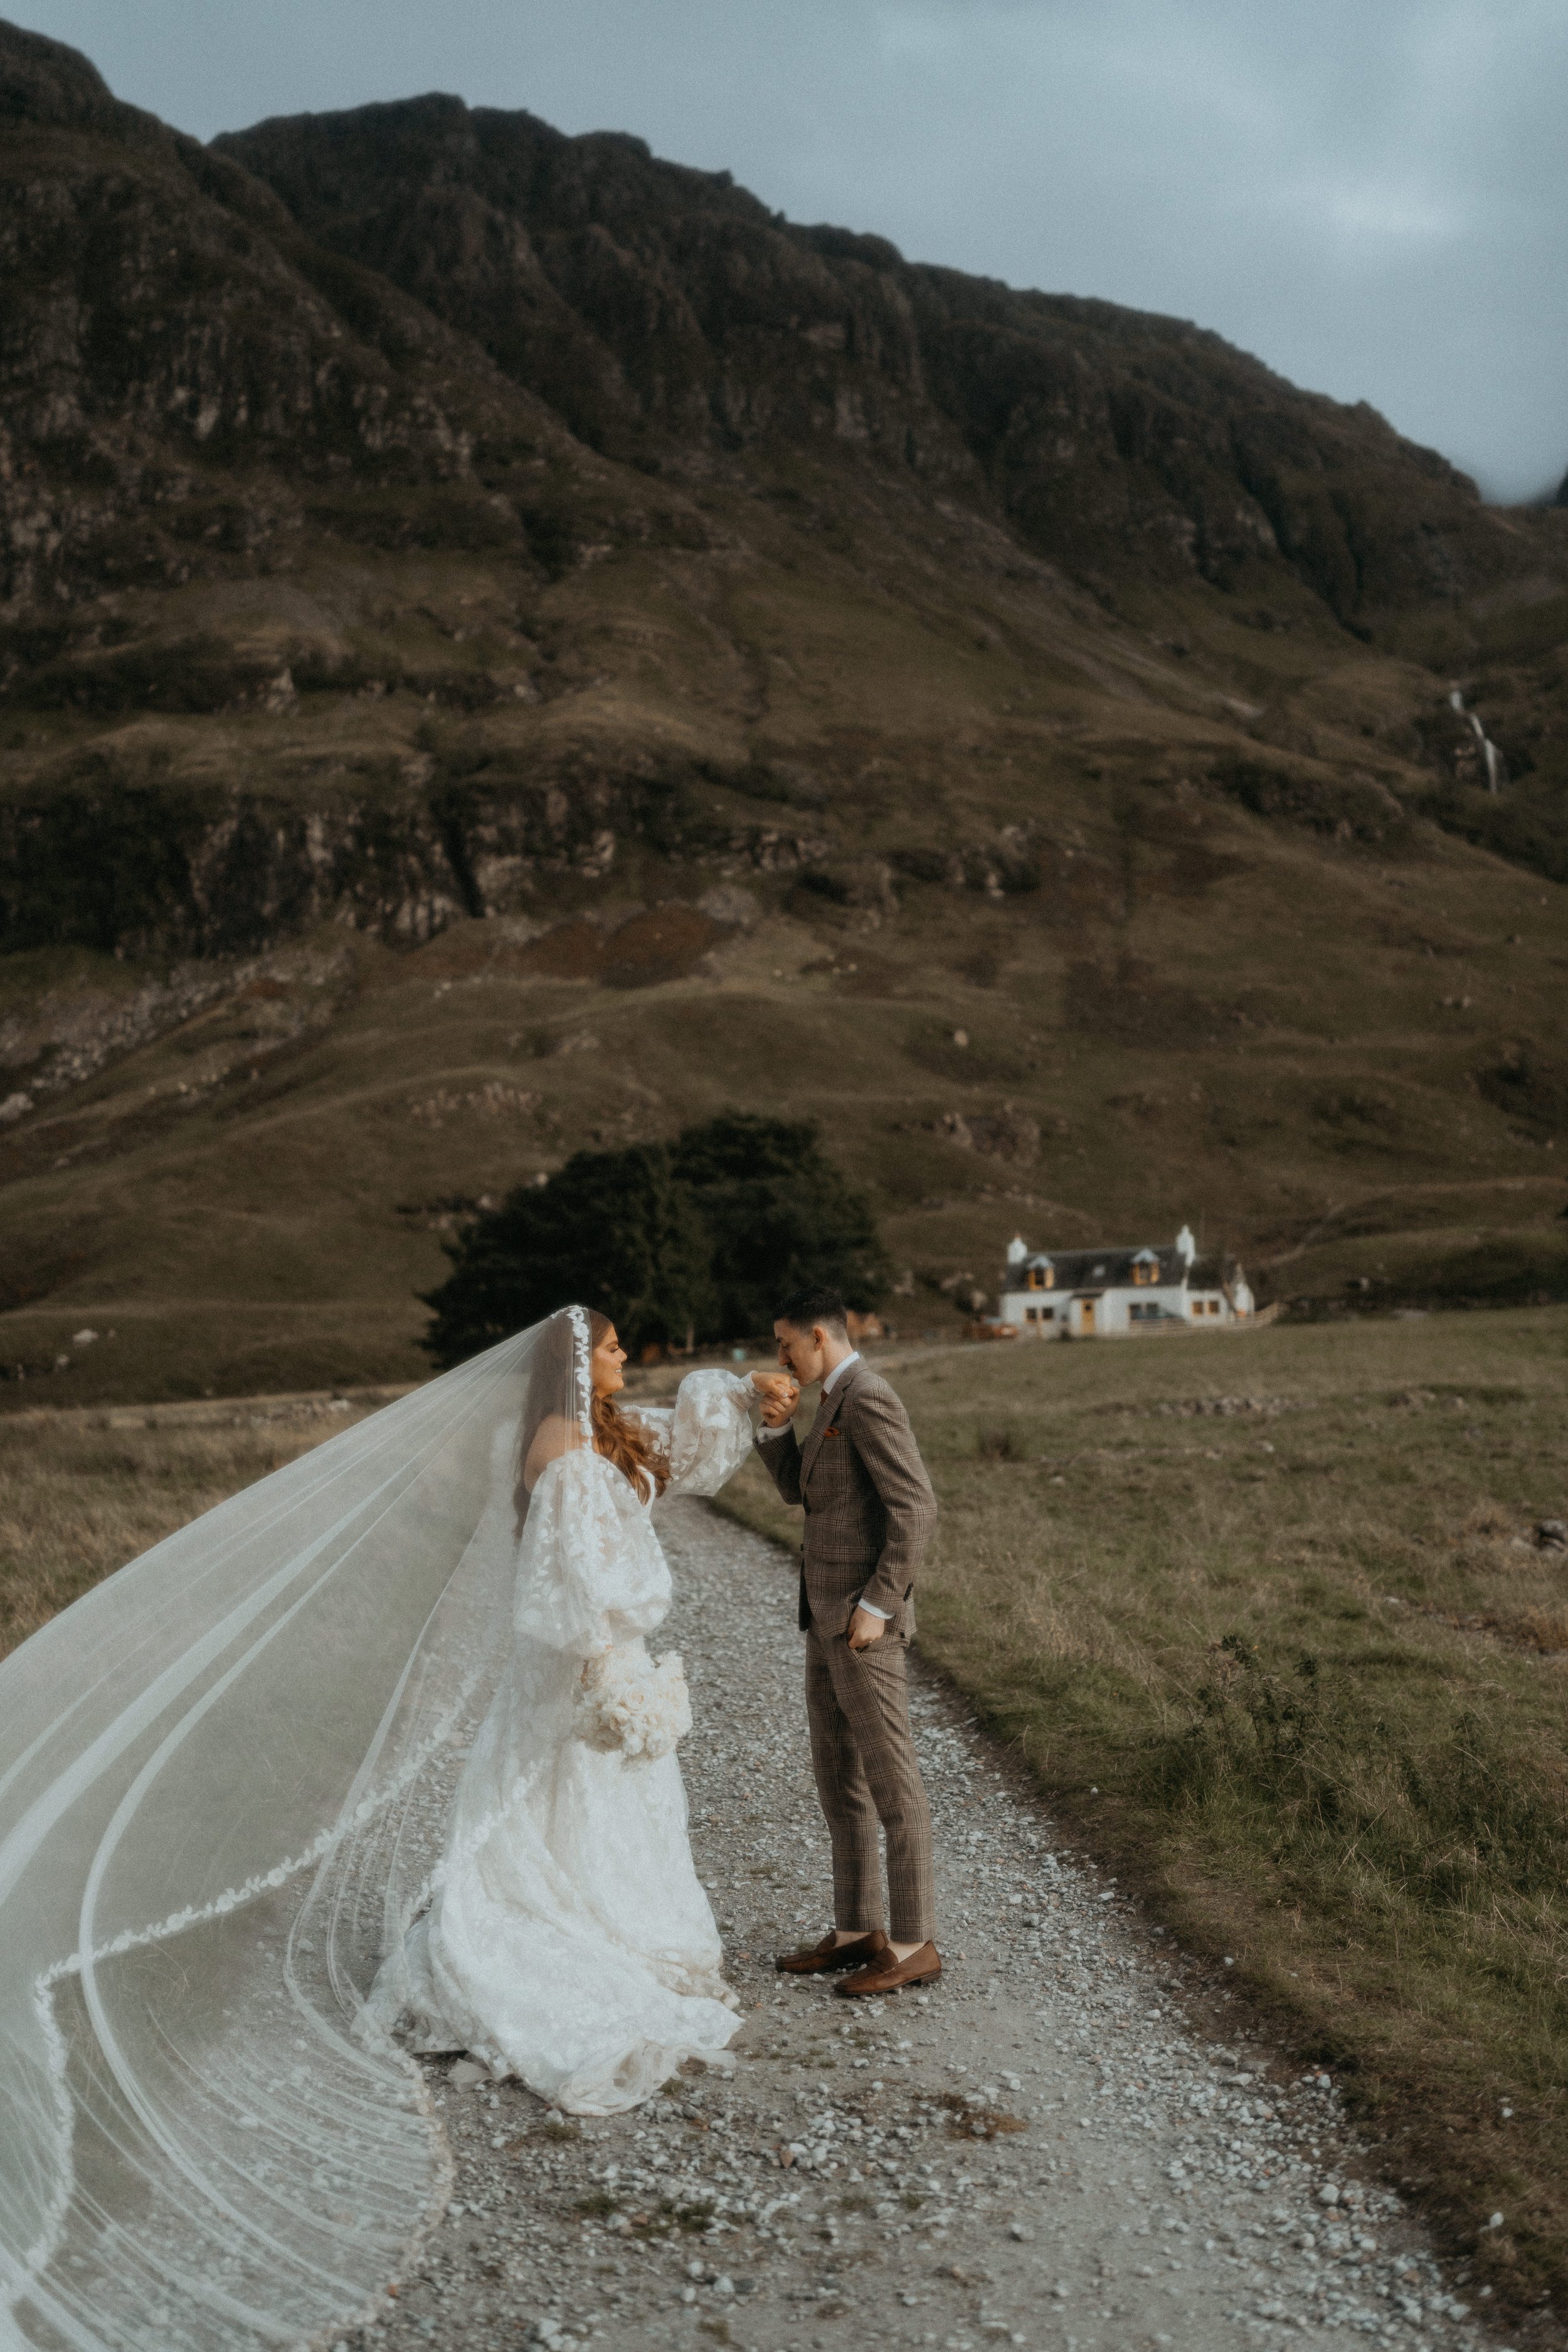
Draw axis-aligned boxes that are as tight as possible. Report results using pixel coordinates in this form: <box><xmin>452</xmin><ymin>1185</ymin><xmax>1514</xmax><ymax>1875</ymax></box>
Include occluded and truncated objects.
<box><xmin>215</xmin><ymin>87</ymin><xmax>1516</xmax><ymax>630</ymax></box>
<box><xmin>0</xmin><ymin>16</ymin><xmax>1564</xmax><ymax>1397</ymax></box>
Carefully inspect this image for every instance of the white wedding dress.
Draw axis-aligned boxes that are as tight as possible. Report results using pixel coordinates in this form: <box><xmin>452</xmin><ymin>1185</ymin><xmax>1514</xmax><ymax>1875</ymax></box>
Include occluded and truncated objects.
<box><xmin>0</xmin><ymin>1316</ymin><xmax>760</xmax><ymax>2347</ymax></box>
<box><xmin>366</xmin><ymin>1368</ymin><xmax>758</xmax><ymax>2115</ymax></box>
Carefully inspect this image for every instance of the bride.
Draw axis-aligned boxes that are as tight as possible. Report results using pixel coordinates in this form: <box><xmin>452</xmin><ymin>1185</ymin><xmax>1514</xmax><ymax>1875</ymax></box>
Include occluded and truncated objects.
<box><xmin>366</xmin><ymin>1308</ymin><xmax>796</xmax><ymax>2114</ymax></box>
<box><xmin>0</xmin><ymin>1303</ymin><xmax>794</xmax><ymax>2351</ymax></box>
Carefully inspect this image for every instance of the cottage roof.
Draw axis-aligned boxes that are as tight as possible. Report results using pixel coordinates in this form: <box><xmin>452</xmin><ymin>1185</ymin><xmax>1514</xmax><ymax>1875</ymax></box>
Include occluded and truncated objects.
<box><xmin>1005</xmin><ymin>1244</ymin><xmax>1189</xmax><ymax>1290</ymax></box>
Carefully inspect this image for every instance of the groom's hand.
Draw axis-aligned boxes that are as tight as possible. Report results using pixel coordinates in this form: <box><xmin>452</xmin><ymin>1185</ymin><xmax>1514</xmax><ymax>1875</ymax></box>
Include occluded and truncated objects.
<box><xmin>847</xmin><ymin>1606</ymin><xmax>886</xmax><ymax>1650</ymax></box>
<box><xmin>753</xmin><ymin>1373</ymin><xmax>799</xmax><ymax>1427</ymax></box>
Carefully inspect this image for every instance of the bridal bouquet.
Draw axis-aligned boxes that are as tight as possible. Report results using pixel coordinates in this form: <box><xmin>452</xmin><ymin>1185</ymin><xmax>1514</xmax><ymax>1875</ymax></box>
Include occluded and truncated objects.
<box><xmin>574</xmin><ymin>1647</ymin><xmax>692</xmax><ymax>1762</ymax></box>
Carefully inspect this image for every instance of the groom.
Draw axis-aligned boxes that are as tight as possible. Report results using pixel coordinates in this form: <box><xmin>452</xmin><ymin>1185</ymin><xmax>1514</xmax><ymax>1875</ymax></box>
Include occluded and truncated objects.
<box><xmin>756</xmin><ymin>1286</ymin><xmax>941</xmax><ymax>1996</ymax></box>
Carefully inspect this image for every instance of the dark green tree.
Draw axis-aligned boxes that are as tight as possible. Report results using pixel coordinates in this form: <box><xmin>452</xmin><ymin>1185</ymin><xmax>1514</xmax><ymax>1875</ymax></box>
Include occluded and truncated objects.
<box><xmin>670</xmin><ymin>1112</ymin><xmax>891</xmax><ymax>1337</ymax></box>
<box><xmin>421</xmin><ymin>1142</ymin><xmax>713</xmax><ymax>1367</ymax></box>
<box><xmin>422</xmin><ymin>1112</ymin><xmax>890</xmax><ymax>1368</ymax></box>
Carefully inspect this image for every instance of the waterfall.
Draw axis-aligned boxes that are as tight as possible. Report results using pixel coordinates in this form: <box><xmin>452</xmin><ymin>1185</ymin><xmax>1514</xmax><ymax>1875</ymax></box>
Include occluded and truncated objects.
<box><xmin>1448</xmin><ymin>687</ymin><xmax>1505</xmax><ymax>795</ymax></box>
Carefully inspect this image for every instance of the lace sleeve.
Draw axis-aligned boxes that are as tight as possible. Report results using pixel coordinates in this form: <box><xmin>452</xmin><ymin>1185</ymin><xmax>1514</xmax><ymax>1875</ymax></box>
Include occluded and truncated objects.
<box><xmin>625</xmin><ymin>1369</ymin><xmax>757</xmax><ymax>1498</ymax></box>
<box><xmin>512</xmin><ymin>1449</ymin><xmax>672</xmax><ymax>1656</ymax></box>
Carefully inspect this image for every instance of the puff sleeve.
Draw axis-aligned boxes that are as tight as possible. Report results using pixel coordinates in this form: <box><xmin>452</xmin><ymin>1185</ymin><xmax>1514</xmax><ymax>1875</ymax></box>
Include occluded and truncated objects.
<box><xmin>623</xmin><ymin>1369</ymin><xmax>757</xmax><ymax>1498</ymax></box>
<box><xmin>511</xmin><ymin>1450</ymin><xmax>672</xmax><ymax>1656</ymax></box>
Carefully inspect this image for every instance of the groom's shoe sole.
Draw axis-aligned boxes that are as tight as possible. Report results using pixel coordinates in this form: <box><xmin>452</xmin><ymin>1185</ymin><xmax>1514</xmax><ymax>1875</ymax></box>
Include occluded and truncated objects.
<box><xmin>834</xmin><ymin>1941</ymin><xmax>942</xmax><ymax>1998</ymax></box>
<box><xmin>775</xmin><ymin>1931</ymin><xmax>882</xmax><ymax>1975</ymax></box>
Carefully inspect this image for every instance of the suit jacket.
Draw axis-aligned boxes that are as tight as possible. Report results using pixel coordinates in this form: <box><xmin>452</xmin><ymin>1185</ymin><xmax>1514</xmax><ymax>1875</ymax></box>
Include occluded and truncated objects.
<box><xmin>755</xmin><ymin>1357</ymin><xmax>936</xmax><ymax>1638</ymax></box>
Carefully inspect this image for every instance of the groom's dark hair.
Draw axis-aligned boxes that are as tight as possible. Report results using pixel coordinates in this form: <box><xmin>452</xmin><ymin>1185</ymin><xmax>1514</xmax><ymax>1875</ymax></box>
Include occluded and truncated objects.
<box><xmin>774</xmin><ymin>1285</ymin><xmax>849</xmax><ymax>1335</ymax></box>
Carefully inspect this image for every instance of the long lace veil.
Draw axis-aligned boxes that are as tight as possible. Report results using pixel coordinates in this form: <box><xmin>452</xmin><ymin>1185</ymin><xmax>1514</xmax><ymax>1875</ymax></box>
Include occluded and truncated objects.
<box><xmin>0</xmin><ymin>1309</ymin><xmax>591</xmax><ymax>2351</ymax></box>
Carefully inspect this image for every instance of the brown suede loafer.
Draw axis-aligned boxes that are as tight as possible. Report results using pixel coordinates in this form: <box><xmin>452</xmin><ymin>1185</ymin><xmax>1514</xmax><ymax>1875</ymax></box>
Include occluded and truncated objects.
<box><xmin>834</xmin><ymin>1934</ymin><xmax>942</xmax><ymax>1997</ymax></box>
<box><xmin>775</xmin><ymin>1929</ymin><xmax>883</xmax><ymax>1976</ymax></box>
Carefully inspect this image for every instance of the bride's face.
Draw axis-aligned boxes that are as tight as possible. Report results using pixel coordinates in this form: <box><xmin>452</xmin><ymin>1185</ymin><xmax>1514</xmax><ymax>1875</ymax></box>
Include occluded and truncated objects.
<box><xmin>591</xmin><ymin>1325</ymin><xmax>627</xmax><ymax>1396</ymax></box>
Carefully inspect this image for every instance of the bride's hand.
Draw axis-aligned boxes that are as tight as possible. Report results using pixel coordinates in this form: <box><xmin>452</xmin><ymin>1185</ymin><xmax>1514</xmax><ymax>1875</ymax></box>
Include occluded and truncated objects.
<box><xmin>750</xmin><ymin>1372</ymin><xmax>800</xmax><ymax>1425</ymax></box>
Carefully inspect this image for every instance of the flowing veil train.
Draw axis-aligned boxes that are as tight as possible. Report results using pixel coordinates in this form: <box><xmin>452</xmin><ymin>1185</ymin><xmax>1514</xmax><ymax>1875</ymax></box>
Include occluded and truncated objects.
<box><xmin>0</xmin><ymin>1312</ymin><xmax>588</xmax><ymax>2351</ymax></box>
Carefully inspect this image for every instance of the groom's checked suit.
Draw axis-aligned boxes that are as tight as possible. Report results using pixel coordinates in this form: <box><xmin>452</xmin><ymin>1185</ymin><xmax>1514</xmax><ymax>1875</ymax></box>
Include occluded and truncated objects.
<box><xmin>758</xmin><ymin>1357</ymin><xmax>937</xmax><ymax>1945</ymax></box>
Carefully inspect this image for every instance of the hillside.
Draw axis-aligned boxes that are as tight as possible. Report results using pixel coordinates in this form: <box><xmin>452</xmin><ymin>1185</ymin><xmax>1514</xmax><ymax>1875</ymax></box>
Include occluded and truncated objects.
<box><xmin>0</xmin><ymin>18</ymin><xmax>1564</xmax><ymax>1403</ymax></box>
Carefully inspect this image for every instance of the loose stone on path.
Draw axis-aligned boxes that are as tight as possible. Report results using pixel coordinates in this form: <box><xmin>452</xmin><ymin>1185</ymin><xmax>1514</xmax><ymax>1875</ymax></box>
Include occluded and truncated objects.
<box><xmin>335</xmin><ymin>1496</ymin><xmax>1513</xmax><ymax>2352</ymax></box>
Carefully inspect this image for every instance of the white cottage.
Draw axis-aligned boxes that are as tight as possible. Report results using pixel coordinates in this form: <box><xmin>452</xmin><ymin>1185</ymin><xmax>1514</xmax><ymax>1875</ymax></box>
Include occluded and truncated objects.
<box><xmin>996</xmin><ymin>1224</ymin><xmax>1254</xmax><ymax>1338</ymax></box>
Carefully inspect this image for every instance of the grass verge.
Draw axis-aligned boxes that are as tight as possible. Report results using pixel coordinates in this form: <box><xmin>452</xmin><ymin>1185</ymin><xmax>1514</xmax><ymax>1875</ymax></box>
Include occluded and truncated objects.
<box><xmin>712</xmin><ymin>1308</ymin><xmax>1568</xmax><ymax>2326</ymax></box>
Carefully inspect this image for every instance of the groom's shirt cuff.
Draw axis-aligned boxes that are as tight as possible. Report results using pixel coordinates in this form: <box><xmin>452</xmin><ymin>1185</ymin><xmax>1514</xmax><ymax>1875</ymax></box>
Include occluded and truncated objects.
<box><xmin>757</xmin><ymin>1422</ymin><xmax>791</xmax><ymax>1441</ymax></box>
<box><xmin>856</xmin><ymin>1601</ymin><xmax>889</xmax><ymax>1619</ymax></box>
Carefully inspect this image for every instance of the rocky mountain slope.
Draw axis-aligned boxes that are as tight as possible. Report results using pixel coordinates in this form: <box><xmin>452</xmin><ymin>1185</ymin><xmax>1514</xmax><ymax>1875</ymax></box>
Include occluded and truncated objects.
<box><xmin>216</xmin><ymin>93</ymin><xmax>1518</xmax><ymax>629</ymax></box>
<box><xmin>0</xmin><ymin>17</ymin><xmax>1564</xmax><ymax>1399</ymax></box>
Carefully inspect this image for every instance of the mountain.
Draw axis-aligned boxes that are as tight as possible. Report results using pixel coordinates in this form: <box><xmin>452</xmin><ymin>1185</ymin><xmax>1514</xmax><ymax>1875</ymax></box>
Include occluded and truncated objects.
<box><xmin>215</xmin><ymin>95</ymin><xmax>1518</xmax><ymax>630</ymax></box>
<box><xmin>0</xmin><ymin>18</ymin><xmax>1564</xmax><ymax>1402</ymax></box>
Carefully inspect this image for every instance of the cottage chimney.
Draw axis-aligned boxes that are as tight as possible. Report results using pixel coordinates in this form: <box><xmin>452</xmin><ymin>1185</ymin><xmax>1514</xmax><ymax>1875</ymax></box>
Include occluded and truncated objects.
<box><xmin>1176</xmin><ymin>1223</ymin><xmax>1197</xmax><ymax>1268</ymax></box>
<box><xmin>1005</xmin><ymin>1235</ymin><xmax>1027</xmax><ymax>1267</ymax></box>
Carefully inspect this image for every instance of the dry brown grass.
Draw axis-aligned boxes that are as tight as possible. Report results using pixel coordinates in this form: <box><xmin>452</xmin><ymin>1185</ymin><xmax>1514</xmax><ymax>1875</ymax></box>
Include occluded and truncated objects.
<box><xmin>712</xmin><ymin>1306</ymin><xmax>1568</xmax><ymax>2323</ymax></box>
<box><xmin>0</xmin><ymin>1398</ymin><xmax>381</xmax><ymax>1660</ymax></box>
<box><xmin>1515</xmin><ymin>1603</ymin><xmax>1568</xmax><ymax>1653</ymax></box>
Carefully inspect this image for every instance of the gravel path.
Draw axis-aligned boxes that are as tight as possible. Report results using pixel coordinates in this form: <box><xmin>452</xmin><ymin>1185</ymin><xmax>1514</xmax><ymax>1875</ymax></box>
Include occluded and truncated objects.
<box><xmin>334</xmin><ymin>1498</ymin><xmax>1512</xmax><ymax>2352</ymax></box>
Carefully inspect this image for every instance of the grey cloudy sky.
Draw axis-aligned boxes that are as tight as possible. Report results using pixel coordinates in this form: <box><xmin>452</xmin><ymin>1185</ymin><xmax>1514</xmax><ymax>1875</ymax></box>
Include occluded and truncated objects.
<box><xmin>15</xmin><ymin>0</ymin><xmax>1568</xmax><ymax>499</ymax></box>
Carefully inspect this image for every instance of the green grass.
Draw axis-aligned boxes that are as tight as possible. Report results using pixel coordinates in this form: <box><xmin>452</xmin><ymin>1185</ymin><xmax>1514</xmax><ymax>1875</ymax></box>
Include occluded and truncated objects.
<box><xmin>712</xmin><ymin>1306</ymin><xmax>1568</xmax><ymax>2317</ymax></box>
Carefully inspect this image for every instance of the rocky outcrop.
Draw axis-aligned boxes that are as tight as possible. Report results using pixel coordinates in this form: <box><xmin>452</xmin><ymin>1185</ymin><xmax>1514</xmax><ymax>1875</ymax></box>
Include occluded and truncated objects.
<box><xmin>0</xmin><ymin>23</ymin><xmax>593</xmax><ymax>607</ymax></box>
<box><xmin>0</xmin><ymin>755</ymin><xmax>591</xmax><ymax>956</ymax></box>
<box><xmin>0</xmin><ymin>729</ymin><xmax>842</xmax><ymax>955</ymax></box>
<box><xmin>0</xmin><ymin>943</ymin><xmax>344</xmax><ymax>1108</ymax></box>
<box><xmin>0</xmin><ymin>727</ymin><xmax>1062</xmax><ymax>958</ymax></box>
<box><xmin>933</xmin><ymin>1105</ymin><xmax>1041</xmax><ymax>1161</ymax></box>
<box><xmin>218</xmin><ymin>92</ymin><xmax>1520</xmax><ymax>626</ymax></box>
<box><xmin>0</xmin><ymin>12</ymin><xmax>1563</xmax><ymax>970</ymax></box>
<box><xmin>216</xmin><ymin>100</ymin><xmax>945</xmax><ymax>472</ymax></box>
<box><xmin>0</xmin><ymin>11</ymin><xmax>1546</xmax><ymax>630</ymax></box>
<box><xmin>0</xmin><ymin>18</ymin><xmax>166</xmax><ymax>146</ymax></box>
<box><xmin>0</xmin><ymin>12</ymin><xmax>1550</xmax><ymax>633</ymax></box>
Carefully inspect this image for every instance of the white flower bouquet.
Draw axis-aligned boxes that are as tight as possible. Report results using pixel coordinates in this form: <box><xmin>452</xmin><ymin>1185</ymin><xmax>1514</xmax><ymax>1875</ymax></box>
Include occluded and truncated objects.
<box><xmin>573</xmin><ymin>1647</ymin><xmax>692</xmax><ymax>1762</ymax></box>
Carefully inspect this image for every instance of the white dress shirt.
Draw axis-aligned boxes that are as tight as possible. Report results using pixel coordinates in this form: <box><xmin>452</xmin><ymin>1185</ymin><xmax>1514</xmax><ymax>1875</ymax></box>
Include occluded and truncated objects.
<box><xmin>759</xmin><ymin>1351</ymin><xmax>887</xmax><ymax>1618</ymax></box>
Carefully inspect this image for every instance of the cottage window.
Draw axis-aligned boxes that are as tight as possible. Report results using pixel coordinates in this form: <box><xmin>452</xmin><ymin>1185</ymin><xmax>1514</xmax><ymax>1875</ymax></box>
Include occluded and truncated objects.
<box><xmin>1025</xmin><ymin>1265</ymin><xmax>1054</xmax><ymax>1291</ymax></box>
<box><xmin>1132</xmin><ymin>1259</ymin><xmax>1157</xmax><ymax>1286</ymax></box>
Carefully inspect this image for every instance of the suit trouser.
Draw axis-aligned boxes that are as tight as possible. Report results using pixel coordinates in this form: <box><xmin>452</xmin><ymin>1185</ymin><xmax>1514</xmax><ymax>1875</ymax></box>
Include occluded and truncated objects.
<box><xmin>803</xmin><ymin>1618</ymin><xmax>935</xmax><ymax>1944</ymax></box>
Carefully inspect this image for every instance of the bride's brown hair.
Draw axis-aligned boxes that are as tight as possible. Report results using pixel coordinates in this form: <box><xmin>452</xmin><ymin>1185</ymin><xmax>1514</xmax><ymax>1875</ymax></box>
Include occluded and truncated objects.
<box><xmin>586</xmin><ymin>1309</ymin><xmax>670</xmax><ymax>1499</ymax></box>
